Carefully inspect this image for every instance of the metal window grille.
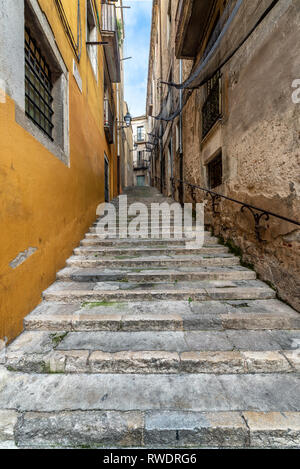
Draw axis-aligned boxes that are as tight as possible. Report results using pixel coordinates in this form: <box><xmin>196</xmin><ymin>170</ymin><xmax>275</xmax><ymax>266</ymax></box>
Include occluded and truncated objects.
<box><xmin>208</xmin><ymin>152</ymin><xmax>223</xmax><ymax>189</ymax></box>
<box><xmin>202</xmin><ymin>72</ymin><xmax>222</xmax><ymax>138</ymax></box>
<box><xmin>25</xmin><ymin>27</ymin><xmax>54</xmax><ymax>139</ymax></box>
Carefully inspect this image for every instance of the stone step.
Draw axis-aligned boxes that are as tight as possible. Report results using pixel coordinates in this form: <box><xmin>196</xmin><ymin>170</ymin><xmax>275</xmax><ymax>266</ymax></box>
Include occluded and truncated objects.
<box><xmin>1</xmin><ymin>367</ymin><xmax>300</xmax><ymax>417</ymax></box>
<box><xmin>5</xmin><ymin>348</ymin><xmax>297</xmax><ymax>375</ymax></box>
<box><xmin>73</xmin><ymin>245</ymin><xmax>229</xmax><ymax>257</ymax></box>
<box><xmin>43</xmin><ymin>279</ymin><xmax>276</xmax><ymax>303</ymax></box>
<box><xmin>81</xmin><ymin>236</ymin><xmax>220</xmax><ymax>246</ymax></box>
<box><xmin>57</xmin><ymin>266</ymin><xmax>256</xmax><ymax>282</ymax></box>
<box><xmin>23</xmin><ymin>299</ymin><xmax>300</xmax><ymax>332</ymax></box>
<box><xmin>66</xmin><ymin>254</ymin><xmax>241</xmax><ymax>268</ymax></box>
<box><xmin>4</xmin><ymin>326</ymin><xmax>300</xmax><ymax>374</ymax></box>
<box><xmin>85</xmin><ymin>230</ymin><xmax>212</xmax><ymax>238</ymax></box>
<box><xmin>89</xmin><ymin>227</ymin><xmax>202</xmax><ymax>234</ymax></box>
<box><xmin>6</xmin><ymin>407</ymin><xmax>300</xmax><ymax>448</ymax></box>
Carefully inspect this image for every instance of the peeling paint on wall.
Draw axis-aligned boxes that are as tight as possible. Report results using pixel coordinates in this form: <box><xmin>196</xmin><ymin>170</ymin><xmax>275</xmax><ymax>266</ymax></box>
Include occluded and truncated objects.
<box><xmin>9</xmin><ymin>248</ymin><xmax>37</xmax><ymax>269</ymax></box>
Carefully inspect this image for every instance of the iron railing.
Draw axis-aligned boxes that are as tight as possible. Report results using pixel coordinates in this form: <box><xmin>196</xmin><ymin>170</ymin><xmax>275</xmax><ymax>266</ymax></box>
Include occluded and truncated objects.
<box><xmin>133</xmin><ymin>159</ymin><xmax>150</xmax><ymax>170</ymax></box>
<box><xmin>170</xmin><ymin>177</ymin><xmax>300</xmax><ymax>241</ymax></box>
<box><xmin>25</xmin><ymin>27</ymin><xmax>54</xmax><ymax>140</ymax></box>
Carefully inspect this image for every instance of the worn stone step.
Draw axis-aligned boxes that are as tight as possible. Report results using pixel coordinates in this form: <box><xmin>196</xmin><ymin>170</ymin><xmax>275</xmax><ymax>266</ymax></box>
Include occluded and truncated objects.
<box><xmin>1</xmin><ymin>366</ymin><xmax>300</xmax><ymax>414</ymax></box>
<box><xmin>66</xmin><ymin>254</ymin><xmax>241</xmax><ymax>268</ymax></box>
<box><xmin>81</xmin><ymin>235</ymin><xmax>220</xmax><ymax>246</ymax></box>
<box><xmin>43</xmin><ymin>279</ymin><xmax>276</xmax><ymax>303</ymax></box>
<box><xmin>4</xmin><ymin>408</ymin><xmax>300</xmax><ymax>448</ymax></box>
<box><xmin>85</xmin><ymin>231</ymin><xmax>212</xmax><ymax>238</ymax></box>
<box><xmin>57</xmin><ymin>266</ymin><xmax>256</xmax><ymax>282</ymax></box>
<box><xmin>73</xmin><ymin>245</ymin><xmax>229</xmax><ymax>257</ymax></box>
<box><xmin>6</xmin><ymin>329</ymin><xmax>300</xmax><ymax>374</ymax></box>
<box><xmin>23</xmin><ymin>299</ymin><xmax>300</xmax><ymax>332</ymax></box>
<box><xmin>5</xmin><ymin>346</ymin><xmax>297</xmax><ymax>375</ymax></box>
<box><xmin>89</xmin><ymin>227</ymin><xmax>203</xmax><ymax>235</ymax></box>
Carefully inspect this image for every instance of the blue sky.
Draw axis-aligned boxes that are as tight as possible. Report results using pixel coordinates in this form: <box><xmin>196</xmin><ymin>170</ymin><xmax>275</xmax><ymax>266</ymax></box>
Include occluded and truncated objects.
<box><xmin>123</xmin><ymin>0</ymin><xmax>152</xmax><ymax>117</ymax></box>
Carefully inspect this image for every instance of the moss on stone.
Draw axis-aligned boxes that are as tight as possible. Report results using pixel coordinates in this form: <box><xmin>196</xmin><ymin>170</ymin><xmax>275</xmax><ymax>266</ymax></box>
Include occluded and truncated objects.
<box><xmin>81</xmin><ymin>301</ymin><xmax>121</xmax><ymax>308</ymax></box>
<box><xmin>218</xmin><ymin>235</ymin><xmax>255</xmax><ymax>271</ymax></box>
<box><xmin>50</xmin><ymin>332</ymin><xmax>68</xmax><ymax>348</ymax></box>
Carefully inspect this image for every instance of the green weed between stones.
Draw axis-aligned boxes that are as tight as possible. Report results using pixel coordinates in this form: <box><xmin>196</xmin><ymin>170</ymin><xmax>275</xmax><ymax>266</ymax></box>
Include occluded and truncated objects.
<box><xmin>81</xmin><ymin>301</ymin><xmax>121</xmax><ymax>308</ymax></box>
<box><xmin>218</xmin><ymin>236</ymin><xmax>255</xmax><ymax>271</ymax></box>
<box><xmin>50</xmin><ymin>332</ymin><xmax>68</xmax><ymax>348</ymax></box>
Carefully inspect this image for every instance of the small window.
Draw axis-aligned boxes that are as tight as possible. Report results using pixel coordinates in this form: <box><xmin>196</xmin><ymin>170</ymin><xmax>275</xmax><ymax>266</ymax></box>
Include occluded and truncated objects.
<box><xmin>207</xmin><ymin>152</ymin><xmax>223</xmax><ymax>189</ymax></box>
<box><xmin>25</xmin><ymin>27</ymin><xmax>54</xmax><ymax>139</ymax></box>
<box><xmin>137</xmin><ymin>126</ymin><xmax>144</xmax><ymax>141</ymax></box>
<box><xmin>87</xmin><ymin>0</ymin><xmax>98</xmax><ymax>79</ymax></box>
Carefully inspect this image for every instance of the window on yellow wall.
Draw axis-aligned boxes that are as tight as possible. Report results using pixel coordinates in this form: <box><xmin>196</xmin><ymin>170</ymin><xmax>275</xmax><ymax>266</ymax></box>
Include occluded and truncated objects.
<box><xmin>87</xmin><ymin>0</ymin><xmax>98</xmax><ymax>80</ymax></box>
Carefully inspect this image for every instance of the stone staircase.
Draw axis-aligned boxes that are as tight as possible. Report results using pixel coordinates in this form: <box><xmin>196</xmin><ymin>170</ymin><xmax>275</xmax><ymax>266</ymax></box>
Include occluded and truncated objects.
<box><xmin>1</xmin><ymin>186</ymin><xmax>300</xmax><ymax>449</ymax></box>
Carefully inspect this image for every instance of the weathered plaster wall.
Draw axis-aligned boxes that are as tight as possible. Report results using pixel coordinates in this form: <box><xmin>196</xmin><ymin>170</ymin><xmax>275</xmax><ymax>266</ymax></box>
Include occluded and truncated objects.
<box><xmin>180</xmin><ymin>0</ymin><xmax>300</xmax><ymax>310</ymax></box>
<box><xmin>148</xmin><ymin>0</ymin><xmax>300</xmax><ymax>311</ymax></box>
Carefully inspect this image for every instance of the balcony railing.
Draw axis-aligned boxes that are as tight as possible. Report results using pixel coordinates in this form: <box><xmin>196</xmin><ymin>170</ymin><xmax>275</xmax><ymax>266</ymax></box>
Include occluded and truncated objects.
<box><xmin>202</xmin><ymin>75</ymin><xmax>222</xmax><ymax>138</ymax></box>
<box><xmin>101</xmin><ymin>3</ymin><xmax>120</xmax><ymax>83</ymax></box>
<box><xmin>134</xmin><ymin>159</ymin><xmax>150</xmax><ymax>170</ymax></box>
<box><xmin>104</xmin><ymin>97</ymin><xmax>114</xmax><ymax>144</ymax></box>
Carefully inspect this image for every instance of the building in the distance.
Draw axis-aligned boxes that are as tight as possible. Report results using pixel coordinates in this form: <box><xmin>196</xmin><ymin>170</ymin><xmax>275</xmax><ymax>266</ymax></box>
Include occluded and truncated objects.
<box><xmin>131</xmin><ymin>116</ymin><xmax>150</xmax><ymax>186</ymax></box>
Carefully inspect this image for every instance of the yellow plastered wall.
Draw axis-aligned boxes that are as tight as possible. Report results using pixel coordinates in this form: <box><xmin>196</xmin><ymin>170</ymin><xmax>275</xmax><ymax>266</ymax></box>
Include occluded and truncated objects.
<box><xmin>0</xmin><ymin>0</ymin><xmax>119</xmax><ymax>342</ymax></box>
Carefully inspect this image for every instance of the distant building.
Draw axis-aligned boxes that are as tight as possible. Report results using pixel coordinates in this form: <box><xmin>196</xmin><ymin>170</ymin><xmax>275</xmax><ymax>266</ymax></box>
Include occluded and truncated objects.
<box><xmin>132</xmin><ymin>116</ymin><xmax>150</xmax><ymax>186</ymax></box>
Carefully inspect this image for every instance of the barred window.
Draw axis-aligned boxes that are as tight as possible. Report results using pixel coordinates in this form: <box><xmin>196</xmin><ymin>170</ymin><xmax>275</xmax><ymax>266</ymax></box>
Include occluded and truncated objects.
<box><xmin>25</xmin><ymin>27</ymin><xmax>54</xmax><ymax>139</ymax></box>
<box><xmin>202</xmin><ymin>71</ymin><xmax>222</xmax><ymax>138</ymax></box>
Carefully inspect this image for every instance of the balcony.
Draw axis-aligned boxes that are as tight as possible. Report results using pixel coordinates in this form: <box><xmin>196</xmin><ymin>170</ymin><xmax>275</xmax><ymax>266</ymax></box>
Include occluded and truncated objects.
<box><xmin>133</xmin><ymin>159</ymin><xmax>150</xmax><ymax>171</ymax></box>
<box><xmin>133</xmin><ymin>152</ymin><xmax>150</xmax><ymax>170</ymax></box>
<box><xmin>104</xmin><ymin>97</ymin><xmax>114</xmax><ymax>144</ymax></box>
<box><xmin>175</xmin><ymin>0</ymin><xmax>214</xmax><ymax>59</ymax></box>
<box><xmin>101</xmin><ymin>3</ymin><xmax>121</xmax><ymax>83</ymax></box>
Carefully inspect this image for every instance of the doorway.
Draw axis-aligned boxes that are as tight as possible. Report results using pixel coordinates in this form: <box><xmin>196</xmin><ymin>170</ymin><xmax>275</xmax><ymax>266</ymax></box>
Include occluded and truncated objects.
<box><xmin>137</xmin><ymin>175</ymin><xmax>145</xmax><ymax>187</ymax></box>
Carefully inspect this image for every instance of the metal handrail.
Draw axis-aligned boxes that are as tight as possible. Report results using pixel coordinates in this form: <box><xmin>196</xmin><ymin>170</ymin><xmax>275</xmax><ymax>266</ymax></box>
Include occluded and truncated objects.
<box><xmin>171</xmin><ymin>177</ymin><xmax>300</xmax><ymax>241</ymax></box>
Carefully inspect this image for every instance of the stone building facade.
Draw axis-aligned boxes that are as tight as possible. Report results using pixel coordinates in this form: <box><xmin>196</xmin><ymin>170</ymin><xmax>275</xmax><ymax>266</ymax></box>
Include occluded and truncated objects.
<box><xmin>146</xmin><ymin>0</ymin><xmax>300</xmax><ymax>310</ymax></box>
<box><xmin>132</xmin><ymin>116</ymin><xmax>151</xmax><ymax>186</ymax></box>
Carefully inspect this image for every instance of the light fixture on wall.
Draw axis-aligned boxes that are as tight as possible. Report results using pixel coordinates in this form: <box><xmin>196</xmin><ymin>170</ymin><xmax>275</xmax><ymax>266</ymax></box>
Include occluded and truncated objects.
<box><xmin>118</xmin><ymin>111</ymin><xmax>132</xmax><ymax>129</ymax></box>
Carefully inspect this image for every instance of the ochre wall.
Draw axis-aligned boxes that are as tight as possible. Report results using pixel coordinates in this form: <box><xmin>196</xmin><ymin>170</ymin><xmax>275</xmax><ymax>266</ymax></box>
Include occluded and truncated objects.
<box><xmin>0</xmin><ymin>0</ymin><xmax>119</xmax><ymax>343</ymax></box>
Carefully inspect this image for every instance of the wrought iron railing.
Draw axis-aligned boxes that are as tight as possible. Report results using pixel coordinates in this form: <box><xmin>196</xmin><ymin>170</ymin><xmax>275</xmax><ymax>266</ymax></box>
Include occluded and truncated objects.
<box><xmin>170</xmin><ymin>177</ymin><xmax>300</xmax><ymax>241</ymax></box>
<box><xmin>133</xmin><ymin>159</ymin><xmax>150</xmax><ymax>170</ymax></box>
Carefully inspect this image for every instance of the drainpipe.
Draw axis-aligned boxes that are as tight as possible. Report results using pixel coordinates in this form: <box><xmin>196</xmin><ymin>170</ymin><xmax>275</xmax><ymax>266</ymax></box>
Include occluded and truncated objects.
<box><xmin>159</xmin><ymin>0</ymin><xmax>163</xmax><ymax>194</ymax></box>
<box><xmin>179</xmin><ymin>58</ymin><xmax>184</xmax><ymax>206</ymax></box>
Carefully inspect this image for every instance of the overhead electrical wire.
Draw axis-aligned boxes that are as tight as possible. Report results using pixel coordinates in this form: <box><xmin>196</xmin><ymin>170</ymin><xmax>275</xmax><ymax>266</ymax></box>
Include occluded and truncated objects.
<box><xmin>153</xmin><ymin>0</ymin><xmax>282</xmax><ymax>122</ymax></box>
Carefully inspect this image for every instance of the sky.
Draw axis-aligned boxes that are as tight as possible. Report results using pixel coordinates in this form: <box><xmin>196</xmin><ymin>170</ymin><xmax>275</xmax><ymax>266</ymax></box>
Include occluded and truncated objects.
<box><xmin>123</xmin><ymin>0</ymin><xmax>152</xmax><ymax>118</ymax></box>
